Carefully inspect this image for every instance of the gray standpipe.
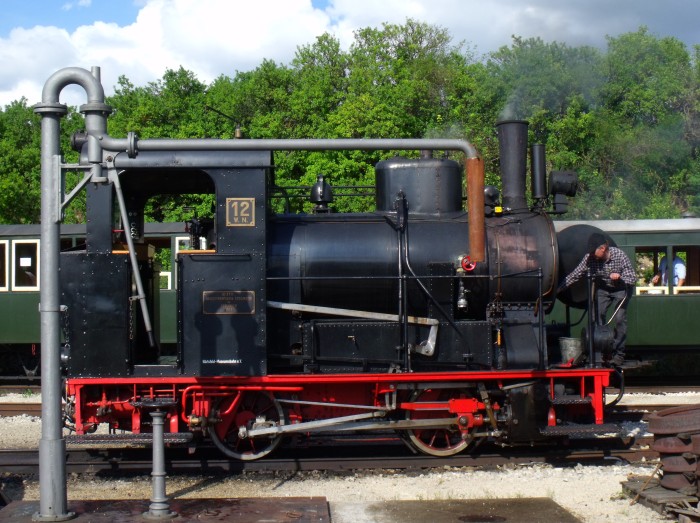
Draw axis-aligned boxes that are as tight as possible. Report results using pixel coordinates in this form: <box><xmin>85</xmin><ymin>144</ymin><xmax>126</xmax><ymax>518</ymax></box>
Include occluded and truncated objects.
<box><xmin>33</xmin><ymin>66</ymin><xmax>109</xmax><ymax>521</ymax></box>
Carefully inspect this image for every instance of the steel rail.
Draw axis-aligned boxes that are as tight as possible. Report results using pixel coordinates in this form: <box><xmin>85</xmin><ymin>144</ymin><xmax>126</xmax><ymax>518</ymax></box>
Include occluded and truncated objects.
<box><xmin>0</xmin><ymin>442</ymin><xmax>657</xmax><ymax>475</ymax></box>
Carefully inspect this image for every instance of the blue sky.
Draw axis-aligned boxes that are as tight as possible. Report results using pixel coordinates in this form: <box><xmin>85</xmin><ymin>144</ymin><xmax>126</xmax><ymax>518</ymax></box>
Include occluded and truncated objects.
<box><xmin>1</xmin><ymin>0</ymin><xmax>700</xmax><ymax>107</ymax></box>
<box><xmin>0</xmin><ymin>0</ymin><xmax>141</xmax><ymax>34</ymax></box>
<box><xmin>0</xmin><ymin>0</ymin><xmax>330</xmax><ymax>34</ymax></box>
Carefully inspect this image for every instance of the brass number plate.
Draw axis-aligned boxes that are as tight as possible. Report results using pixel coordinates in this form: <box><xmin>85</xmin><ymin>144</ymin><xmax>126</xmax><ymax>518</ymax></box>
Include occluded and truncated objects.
<box><xmin>226</xmin><ymin>197</ymin><xmax>255</xmax><ymax>227</ymax></box>
<box><xmin>202</xmin><ymin>291</ymin><xmax>255</xmax><ymax>315</ymax></box>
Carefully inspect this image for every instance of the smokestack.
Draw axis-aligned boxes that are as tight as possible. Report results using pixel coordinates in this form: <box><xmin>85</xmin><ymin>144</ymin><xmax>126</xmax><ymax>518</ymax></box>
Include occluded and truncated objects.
<box><xmin>496</xmin><ymin>120</ymin><xmax>528</xmax><ymax>212</ymax></box>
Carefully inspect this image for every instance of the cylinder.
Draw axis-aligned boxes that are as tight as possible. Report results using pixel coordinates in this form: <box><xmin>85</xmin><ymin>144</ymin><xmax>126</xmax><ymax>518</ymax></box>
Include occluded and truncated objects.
<box><xmin>268</xmin><ymin>211</ymin><xmax>558</xmax><ymax>317</ymax></box>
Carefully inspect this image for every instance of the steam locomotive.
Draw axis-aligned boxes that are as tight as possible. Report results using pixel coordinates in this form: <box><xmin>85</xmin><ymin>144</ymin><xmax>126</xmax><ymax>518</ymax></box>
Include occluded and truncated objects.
<box><xmin>59</xmin><ymin>118</ymin><xmax>617</xmax><ymax>459</ymax></box>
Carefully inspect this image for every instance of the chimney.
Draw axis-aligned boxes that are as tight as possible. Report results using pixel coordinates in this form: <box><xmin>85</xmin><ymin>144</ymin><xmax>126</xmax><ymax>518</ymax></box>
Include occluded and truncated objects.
<box><xmin>496</xmin><ymin>120</ymin><xmax>528</xmax><ymax>212</ymax></box>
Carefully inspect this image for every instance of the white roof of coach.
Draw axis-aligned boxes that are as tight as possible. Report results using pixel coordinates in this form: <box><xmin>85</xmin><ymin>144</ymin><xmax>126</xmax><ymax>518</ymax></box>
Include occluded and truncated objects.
<box><xmin>554</xmin><ymin>218</ymin><xmax>700</xmax><ymax>234</ymax></box>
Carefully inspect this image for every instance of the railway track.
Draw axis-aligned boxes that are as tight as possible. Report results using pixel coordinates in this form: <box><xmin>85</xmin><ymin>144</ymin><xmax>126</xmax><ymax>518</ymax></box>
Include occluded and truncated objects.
<box><xmin>0</xmin><ymin>384</ymin><xmax>692</xmax><ymax>475</ymax></box>
<box><xmin>0</xmin><ymin>437</ymin><xmax>657</xmax><ymax>476</ymax></box>
<box><xmin>0</xmin><ymin>403</ymin><xmax>41</xmax><ymax>417</ymax></box>
<box><xmin>0</xmin><ymin>407</ymin><xmax>662</xmax><ymax>477</ymax></box>
<box><xmin>0</xmin><ymin>384</ymin><xmax>40</xmax><ymax>394</ymax></box>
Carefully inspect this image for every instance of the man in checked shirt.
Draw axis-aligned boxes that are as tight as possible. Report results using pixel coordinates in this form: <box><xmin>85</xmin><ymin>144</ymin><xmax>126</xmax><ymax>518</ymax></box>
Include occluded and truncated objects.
<box><xmin>559</xmin><ymin>233</ymin><xmax>636</xmax><ymax>367</ymax></box>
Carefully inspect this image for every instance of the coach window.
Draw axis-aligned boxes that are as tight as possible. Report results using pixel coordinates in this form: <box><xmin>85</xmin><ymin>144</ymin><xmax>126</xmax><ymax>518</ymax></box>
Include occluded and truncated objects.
<box><xmin>0</xmin><ymin>240</ymin><xmax>7</xmax><ymax>291</ymax></box>
<box><xmin>12</xmin><ymin>240</ymin><xmax>39</xmax><ymax>291</ymax></box>
<box><xmin>636</xmin><ymin>246</ymin><xmax>700</xmax><ymax>295</ymax></box>
<box><xmin>676</xmin><ymin>246</ymin><xmax>700</xmax><ymax>293</ymax></box>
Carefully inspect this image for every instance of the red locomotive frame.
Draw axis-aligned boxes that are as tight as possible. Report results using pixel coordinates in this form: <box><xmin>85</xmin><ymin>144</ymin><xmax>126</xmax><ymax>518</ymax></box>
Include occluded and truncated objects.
<box><xmin>66</xmin><ymin>367</ymin><xmax>613</xmax><ymax>459</ymax></box>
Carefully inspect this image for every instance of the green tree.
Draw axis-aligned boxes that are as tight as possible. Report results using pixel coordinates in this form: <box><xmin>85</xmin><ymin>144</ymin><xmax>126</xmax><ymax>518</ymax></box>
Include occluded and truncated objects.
<box><xmin>107</xmin><ymin>68</ymin><xmax>217</xmax><ymax>223</ymax></box>
<box><xmin>346</xmin><ymin>19</ymin><xmax>470</xmax><ymax>139</ymax></box>
<box><xmin>486</xmin><ymin>37</ymin><xmax>602</xmax><ymax>122</ymax></box>
<box><xmin>289</xmin><ymin>33</ymin><xmax>349</xmax><ymax>137</ymax></box>
<box><xmin>4</xmin><ymin>22</ymin><xmax>700</xmax><ymax>223</ymax></box>
<box><xmin>580</xmin><ymin>28</ymin><xmax>697</xmax><ymax>218</ymax></box>
<box><xmin>222</xmin><ymin>60</ymin><xmax>295</xmax><ymax>139</ymax></box>
<box><xmin>601</xmin><ymin>27</ymin><xmax>691</xmax><ymax>126</ymax></box>
<box><xmin>0</xmin><ymin>99</ymin><xmax>42</xmax><ymax>222</ymax></box>
<box><xmin>0</xmin><ymin>99</ymin><xmax>86</xmax><ymax>223</ymax></box>
<box><xmin>108</xmin><ymin>67</ymin><xmax>210</xmax><ymax>139</ymax></box>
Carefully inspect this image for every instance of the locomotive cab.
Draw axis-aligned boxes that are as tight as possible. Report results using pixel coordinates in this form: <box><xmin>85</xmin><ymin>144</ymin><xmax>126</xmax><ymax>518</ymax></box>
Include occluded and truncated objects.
<box><xmin>61</xmin><ymin>152</ymin><xmax>274</xmax><ymax>378</ymax></box>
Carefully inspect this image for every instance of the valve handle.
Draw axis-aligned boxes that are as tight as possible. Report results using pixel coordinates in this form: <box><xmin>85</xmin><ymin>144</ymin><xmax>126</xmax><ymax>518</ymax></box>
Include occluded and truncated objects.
<box><xmin>461</xmin><ymin>256</ymin><xmax>476</xmax><ymax>272</ymax></box>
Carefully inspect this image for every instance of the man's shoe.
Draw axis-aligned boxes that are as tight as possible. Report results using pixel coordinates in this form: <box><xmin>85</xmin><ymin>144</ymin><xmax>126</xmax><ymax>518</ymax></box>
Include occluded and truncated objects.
<box><xmin>611</xmin><ymin>354</ymin><xmax>624</xmax><ymax>367</ymax></box>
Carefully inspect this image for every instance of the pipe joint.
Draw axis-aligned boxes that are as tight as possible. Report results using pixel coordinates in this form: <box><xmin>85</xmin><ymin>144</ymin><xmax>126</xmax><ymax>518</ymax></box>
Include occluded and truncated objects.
<box><xmin>33</xmin><ymin>102</ymin><xmax>68</xmax><ymax>116</ymax></box>
<box><xmin>79</xmin><ymin>101</ymin><xmax>113</xmax><ymax>116</ymax></box>
<box><xmin>127</xmin><ymin>131</ymin><xmax>139</xmax><ymax>158</ymax></box>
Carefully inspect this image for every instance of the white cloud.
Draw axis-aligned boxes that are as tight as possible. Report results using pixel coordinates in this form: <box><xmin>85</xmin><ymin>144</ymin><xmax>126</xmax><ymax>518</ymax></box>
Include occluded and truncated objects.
<box><xmin>1</xmin><ymin>0</ymin><xmax>335</xmax><ymax>107</ymax></box>
<box><xmin>61</xmin><ymin>0</ymin><xmax>93</xmax><ymax>12</ymax></box>
<box><xmin>156</xmin><ymin>0</ymin><xmax>330</xmax><ymax>76</ymax></box>
<box><xmin>0</xmin><ymin>26</ymin><xmax>77</xmax><ymax>94</ymax></box>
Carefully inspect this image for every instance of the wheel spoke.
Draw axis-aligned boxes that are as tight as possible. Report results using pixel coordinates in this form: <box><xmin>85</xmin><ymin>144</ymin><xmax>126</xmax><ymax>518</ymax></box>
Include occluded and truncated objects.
<box><xmin>209</xmin><ymin>391</ymin><xmax>285</xmax><ymax>461</ymax></box>
<box><xmin>404</xmin><ymin>388</ymin><xmax>473</xmax><ymax>457</ymax></box>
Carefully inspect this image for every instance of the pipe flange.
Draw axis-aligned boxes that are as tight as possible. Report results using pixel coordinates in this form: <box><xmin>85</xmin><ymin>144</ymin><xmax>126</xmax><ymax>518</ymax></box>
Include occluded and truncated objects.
<box><xmin>79</xmin><ymin>101</ymin><xmax>113</xmax><ymax>115</ymax></box>
<box><xmin>127</xmin><ymin>131</ymin><xmax>139</xmax><ymax>158</ymax></box>
<box><xmin>33</xmin><ymin>101</ymin><xmax>68</xmax><ymax>115</ymax></box>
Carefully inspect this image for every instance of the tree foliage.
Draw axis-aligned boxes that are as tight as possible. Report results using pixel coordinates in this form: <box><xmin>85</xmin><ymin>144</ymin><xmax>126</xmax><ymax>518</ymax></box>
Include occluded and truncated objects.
<box><xmin>1</xmin><ymin>21</ymin><xmax>700</xmax><ymax>222</ymax></box>
<box><xmin>0</xmin><ymin>99</ymin><xmax>42</xmax><ymax>223</ymax></box>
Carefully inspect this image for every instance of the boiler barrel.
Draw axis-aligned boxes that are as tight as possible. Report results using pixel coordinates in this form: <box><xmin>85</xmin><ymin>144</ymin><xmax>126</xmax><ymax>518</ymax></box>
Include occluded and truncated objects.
<box><xmin>268</xmin><ymin>215</ymin><xmax>472</xmax><ymax>315</ymax></box>
<box><xmin>267</xmin><ymin>212</ymin><xmax>559</xmax><ymax>316</ymax></box>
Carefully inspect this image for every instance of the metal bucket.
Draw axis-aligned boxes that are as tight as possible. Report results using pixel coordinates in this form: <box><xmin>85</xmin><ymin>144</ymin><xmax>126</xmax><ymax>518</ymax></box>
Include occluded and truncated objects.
<box><xmin>559</xmin><ymin>337</ymin><xmax>584</xmax><ymax>363</ymax></box>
